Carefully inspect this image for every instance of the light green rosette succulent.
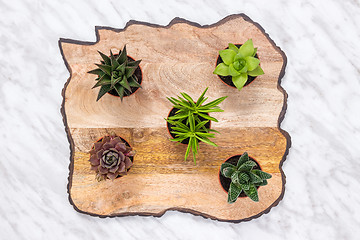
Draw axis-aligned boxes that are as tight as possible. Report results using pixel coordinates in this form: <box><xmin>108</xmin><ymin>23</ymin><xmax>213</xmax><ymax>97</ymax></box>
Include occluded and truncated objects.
<box><xmin>213</xmin><ymin>39</ymin><xmax>264</xmax><ymax>90</ymax></box>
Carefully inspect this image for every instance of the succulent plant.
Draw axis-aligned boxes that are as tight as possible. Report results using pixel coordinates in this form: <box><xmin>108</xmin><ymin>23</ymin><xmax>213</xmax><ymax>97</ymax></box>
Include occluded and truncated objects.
<box><xmin>88</xmin><ymin>45</ymin><xmax>142</xmax><ymax>101</ymax></box>
<box><xmin>220</xmin><ymin>152</ymin><xmax>272</xmax><ymax>203</ymax></box>
<box><xmin>213</xmin><ymin>39</ymin><xmax>264</xmax><ymax>91</ymax></box>
<box><xmin>89</xmin><ymin>133</ymin><xmax>135</xmax><ymax>181</ymax></box>
<box><xmin>166</xmin><ymin>88</ymin><xmax>227</xmax><ymax>164</ymax></box>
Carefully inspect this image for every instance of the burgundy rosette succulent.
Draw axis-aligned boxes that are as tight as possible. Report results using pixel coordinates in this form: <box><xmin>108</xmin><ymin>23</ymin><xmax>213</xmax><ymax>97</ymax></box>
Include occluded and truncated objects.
<box><xmin>89</xmin><ymin>134</ymin><xmax>135</xmax><ymax>181</ymax></box>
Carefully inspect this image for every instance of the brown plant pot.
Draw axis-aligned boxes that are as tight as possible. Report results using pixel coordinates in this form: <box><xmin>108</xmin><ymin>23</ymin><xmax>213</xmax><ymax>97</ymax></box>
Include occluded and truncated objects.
<box><xmin>105</xmin><ymin>55</ymin><xmax>143</xmax><ymax>98</ymax></box>
<box><xmin>215</xmin><ymin>44</ymin><xmax>260</xmax><ymax>88</ymax></box>
<box><xmin>218</xmin><ymin>154</ymin><xmax>261</xmax><ymax>198</ymax></box>
<box><xmin>92</xmin><ymin>135</ymin><xmax>134</xmax><ymax>177</ymax></box>
<box><xmin>166</xmin><ymin>107</ymin><xmax>211</xmax><ymax>144</ymax></box>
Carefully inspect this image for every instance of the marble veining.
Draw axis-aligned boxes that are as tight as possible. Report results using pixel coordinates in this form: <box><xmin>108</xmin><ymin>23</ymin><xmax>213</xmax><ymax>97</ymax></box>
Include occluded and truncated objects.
<box><xmin>1</xmin><ymin>0</ymin><xmax>360</xmax><ymax>239</ymax></box>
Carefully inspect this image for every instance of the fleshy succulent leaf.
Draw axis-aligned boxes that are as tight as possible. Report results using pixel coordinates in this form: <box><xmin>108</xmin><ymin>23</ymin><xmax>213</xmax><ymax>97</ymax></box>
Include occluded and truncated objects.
<box><xmin>95</xmin><ymin>64</ymin><xmax>112</xmax><ymax>75</ymax></box>
<box><xmin>118</xmin><ymin>45</ymin><xmax>127</xmax><ymax>63</ymax></box>
<box><xmin>239</xmin><ymin>39</ymin><xmax>255</xmax><ymax>57</ymax></box>
<box><xmin>252</xmin><ymin>169</ymin><xmax>272</xmax><ymax>180</ymax></box>
<box><xmin>219</xmin><ymin>49</ymin><xmax>237</xmax><ymax>65</ymax></box>
<box><xmin>96</xmin><ymin>85</ymin><xmax>111</xmax><ymax>101</ymax></box>
<box><xmin>88</xmin><ymin>69</ymin><xmax>104</xmax><ymax>75</ymax></box>
<box><xmin>243</xmin><ymin>184</ymin><xmax>259</xmax><ymax>202</ymax></box>
<box><xmin>120</xmin><ymin>75</ymin><xmax>131</xmax><ymax>92</ymax></box>
<box><xmin>228</xmin><ymin>182</ymin><xmax>242</xmax><ymax>203</ymax></box>
<box><xmin>232</xmin><ymin>73</ymin><xmax>248</xmax><ymax>91</ymax></box>
<box><xmin>213</xmin><ymin>63</ymin><xmax>229</xmax><ymax>76</ymax></box>
<box><xmin>229</xmin><ymin>64</ymin><xmax>241</xmax><ymax>76</ymax></box>
<box><xmin>247</xmin><ymin>65</ymin><xmax>264</xmax><ymax>77</ymax></box>
<box><xmin>245</xmin><ymin>56</ymin><xmax>260</xmax><ymax>71</ymax></box>
<box><xmin>238</xmin><ymin>161</ymin><xmax>257</xmax><ymax>172</ymax></box>
<box><xmin>238</xmin><ymin>172</ymin><xmax>250</xmax><ymax>184</ymax></box>
<box><xmin>237</xmin><ymin>152</ymin><xmax>249</xmax><ymax>168</ymax></box>
<box><xmin>97</xmin><ymin>51</ymin><xmax>111</xmax><ymax>65</ymax></box>
<box><xmin>228</xmin><ymin>43</ymin><xmax>239</xmax><ymax>52</ymax></box>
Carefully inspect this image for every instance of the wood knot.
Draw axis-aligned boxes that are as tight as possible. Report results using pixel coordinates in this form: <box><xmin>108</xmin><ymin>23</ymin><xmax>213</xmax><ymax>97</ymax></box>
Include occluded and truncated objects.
<box><xmin>122</xmin><ymin>191</ymin><xmax>131</xmax><ymax>199</ymax></box>
<box><xmin>133</xmin><ymin>129</ymin><xmax>145</xmax><ymax>139</ymax></box>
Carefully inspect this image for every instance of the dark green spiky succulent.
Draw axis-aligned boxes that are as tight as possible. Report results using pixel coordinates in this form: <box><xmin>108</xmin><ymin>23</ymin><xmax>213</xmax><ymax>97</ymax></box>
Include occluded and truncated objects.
<box><xmin>220</xmin><ymin>152</ymin><xmax>272</xmax><ymax>203</ymax></box>
<box><xmin>88</xmin><ymin>45</ymin><xmax>142</xmax><ymax>101</ymax></box>
<box><xmin>213</xmin><ymin>39</ymin><xmax>264</xmax><ymax>91</ymax></box>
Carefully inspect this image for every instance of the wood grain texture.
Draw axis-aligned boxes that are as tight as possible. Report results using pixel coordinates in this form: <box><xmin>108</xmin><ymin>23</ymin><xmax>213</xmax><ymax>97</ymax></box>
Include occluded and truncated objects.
<box><xmin>59</xmin><ymin>14</ymin><xmax>290</xmax><ymax>222</ymax></box>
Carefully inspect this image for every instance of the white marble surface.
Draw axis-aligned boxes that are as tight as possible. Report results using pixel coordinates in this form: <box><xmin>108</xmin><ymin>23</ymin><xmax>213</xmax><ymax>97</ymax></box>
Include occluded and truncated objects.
<box><xmin>1</xmin><ymin>0</ymin><xmax>360</xmax><ymax>239</ymax></box>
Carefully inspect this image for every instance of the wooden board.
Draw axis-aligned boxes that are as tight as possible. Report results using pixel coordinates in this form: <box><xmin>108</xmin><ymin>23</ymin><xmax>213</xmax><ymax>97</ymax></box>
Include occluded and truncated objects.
<box><xmin>59</xmin><ymin>14</ymin><xmax>290</xmax><ymax>222</ymax></box>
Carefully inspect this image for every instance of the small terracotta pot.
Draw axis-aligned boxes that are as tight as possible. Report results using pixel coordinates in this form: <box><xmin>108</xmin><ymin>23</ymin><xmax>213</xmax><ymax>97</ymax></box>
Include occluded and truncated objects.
<box><xmin>218</xmin><ymin>154</ymin><xmax>261</xmax><ymax>197</ymax></box>
<box><xmin>166</xmin><ymin>107</ymin><xmax>212</xmax><ymax>145</ymax></box>
<box><xmin>215</xmin><ymin>44</ymin><xmax>261</xmax><ymax>89</ymax></box>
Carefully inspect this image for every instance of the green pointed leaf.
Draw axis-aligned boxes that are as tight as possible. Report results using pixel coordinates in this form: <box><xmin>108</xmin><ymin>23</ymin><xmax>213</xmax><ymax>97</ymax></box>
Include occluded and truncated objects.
<box><xmin>245</xmin><ymin>56</ymin><xmax>260</xmax><ymax>71</ymax></box>
<box><xmin>234</xmin><ymin>52</ymin><xmax>244</xmax><ymax>62</ymax></box>
<box><xmin>116</xmin><ymin>62</ymin><xmax>126</xmax><ymax>74</ymax></box>
<box><xmin>228</xmin><ymin>182</ymin><xmax>242</xmax><ymax>203</ymax></box>
<box><xmin>194</xmin><ymin>120</ymin><xmax>209</xmax><ymax>131</ymax></box>
<box><xmin>213</xmin><ymin>63</ymin><xmax>230</xmax><ymax>76</ymax></box>
<box><xmin>238</xmin><ymin>161</ymin><xmax>257</xmax><ymax>172</ymax></box>
<box><xmin>229</xmin><ymin>64</ymin><xmax>241</xmax><ymax>77</ymax></box>
<box><xmin>92</xmin><ymin>77</ymin><xmax>111</xmax><ymax>88</ymax></box>
<box><xmin>237</xmin><ymin>152</ymin><xmax>249</xmax><ymax>168</ymax></box>
<box><xmin>239</xmin><ymin>183</ymin><xmax>250</xmax><ymax>191</ymax></box>
<box><xmin>180</xmin><ymin>92</ymin><xmax>195</xmax><ymax>105</ymax></box>
<box><xmin>201</xmin><ymin>96</ymin><xmax>227</xmax><ymax>108</ymax></box>
<box><xmin>248</xmin><ymin>65</ymin><xmax>264</xmax><ymax>77</ymax></box>
<box><xmin>110</xmin><ymin>50</ymin><xmax>120</xmax><ymax>69</ymax></box>
<box><xmin>256</xmin><ymin>179</ymin><xmax>268</xmax><ymax>186</ymax></box>
<box><xmin>120</xmin><ymin>76</ymin><xmax>131</xmax><ymax>92</ymax></box>
<box><xmin>252</xmin><ymin>169</ymin><xmax>272</xmax><ymax>180</ymax></box>
<box><xmin>184</xmin><ymin>138</ymin><xmax>192</xmax><ymax>161</ymax></box>
<box><xmin>88</xmin><ymin>69</ymin><xmax>105</xmax><ymax>75</ymax></box>
<box><xmin>239</xmin><ymin>64</ymin><xmax>248</xmax><ymax>73</ymax></box>
<box><xmin>114</xmin><ymin>84</ymin><xmax>125</xmax><ymax>101</ymax></box>
<box><xmin>196</xmin><ymin>88</ymin><xmax>208</xmax><ymax>107</ymax></box>
<box><xmin>117</xmin><ymin>45</ymin><xmax>127</xmax><ymax>64</ymax></box>
<box><xmin>98</xmin><ymin>51</ymin><xmax>111</xmax><ymax>65</ymax></box>
<box><xmin>243</xmin><ymin>184</ymin><xmax>259</xmax><ymax>202</ymax></box>
<box><xmin>239</xmin><ymin>39</ymin><xmax>255</xmax><ymax>57</ymax></box>
<box><xmin>232</xmin><ymin>73</ymin><xmax>248</xmax><ymax>91</ymax></box>
<box><xmin>125</xmin><ymin>66</ymin><xmax>136</xmax><ymax>78</ymax></box>
<box><xmin>228</xmin><ymin>43</ymin><xmax>238</xmax><ymax>52</ymax></box>
<box><xmin>219</xmin><ymin>49</ymin><xmax>236</xmax><ymax>65</ymax></box>
<box><xmin>231</xmin><ymin>171</ymin><xmax>239</xmax><ymax>184</ymax></box>
<box><xmin>188</xmin><ymin>113</ymin><xmax>195</xmax><ymax>132</ymax></box>
<box><xmin>249</xmin><ymin>172</ymin><xmax>263</xmax><ymax>183</ymax></box>
<box><xmin>95</xmin><ymin>64</ymin><xmax>112</xmax><ymax>76</ymax></box>
<box><xmin>128</xmin><ymin>76</ymin><xmax>142</xmax><ymax>88</ymax></box>
<box><xmin>195</xmin><ymin>135</ymin><xmax>217</xmax><ymax>147</ymax></box>
<box><xmin>221</xmin><ymin>163</ymin><xmax>236</xmax><ymax>177</ymax></box>
<box><xmin>238</xmin><ymin>172</ymin><xmax>250</xmax><ymax>184</ymax></box>
<box><xmin>197</xmin><ymin>112</ymin><xmax>218</xmax><ymax>122</ymax></box>
<box><xmin>96</xmin><ymin>85</ymin><xmax>111</xmax><ymax>101</ymax></box>
<box><xmin>252</xmin><ymin>48</ymin><xmax>258</xmax><ymax>57</ymax></box>
<box><xmin>127</xmin><ymin>59</ymin><xmax>141</xmax><ymax>68</ymax></box>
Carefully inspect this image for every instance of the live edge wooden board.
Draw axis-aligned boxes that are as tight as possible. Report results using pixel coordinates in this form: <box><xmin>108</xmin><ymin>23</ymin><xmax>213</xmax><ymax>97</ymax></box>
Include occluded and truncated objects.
<box><xmin>59</xmin><ymin>14</ymin><xmax>290</xmax><ymax>222</ymax></box>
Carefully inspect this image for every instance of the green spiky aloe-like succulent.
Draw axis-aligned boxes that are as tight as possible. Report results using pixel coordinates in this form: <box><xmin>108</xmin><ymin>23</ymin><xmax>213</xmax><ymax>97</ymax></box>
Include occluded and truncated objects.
<box><xmin>213</xmin><ymin>39</ymin><xmax>264</xmax><ymax>91</ymax></box>
<box><xmin>220</xmin><ymin>152</ymin><xmax>272</xmax><ymax>203</ymax></box>
<box><xmin>88</xmin><ymin>45</ymin><xmax>142</xmax><ymax>101</ymax></box>
<box><xmin>165</xmin><ymin>88</ymin><xmax>227</xmax><ymax>164</ymax></box>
